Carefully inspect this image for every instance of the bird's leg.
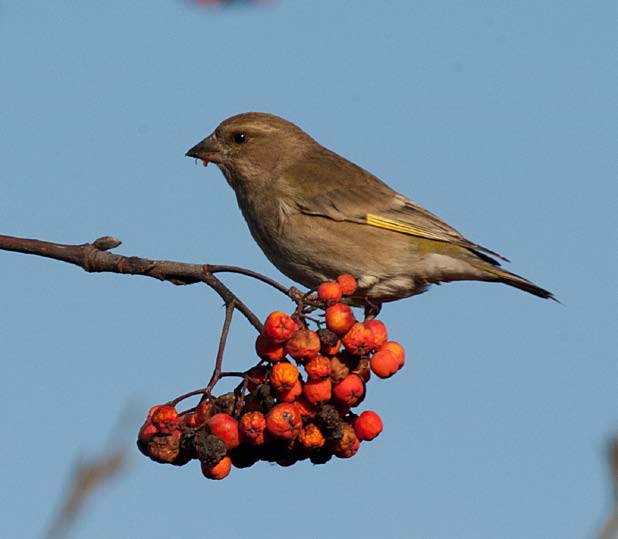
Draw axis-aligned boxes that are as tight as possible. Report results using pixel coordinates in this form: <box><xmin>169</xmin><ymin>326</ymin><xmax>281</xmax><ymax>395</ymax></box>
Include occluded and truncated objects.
<box><xmin>363</xmin><ymin>300</ymin><xmax>382</xmax><ymax>321</ymax></box>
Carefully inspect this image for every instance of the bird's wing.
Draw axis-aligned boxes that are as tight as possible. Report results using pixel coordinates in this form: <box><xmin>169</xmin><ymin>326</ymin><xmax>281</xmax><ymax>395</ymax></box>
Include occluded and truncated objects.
<box><xmin>286</xmin><ymin>151</ymin><xmax>508</xmax><ymax>263</ymax></box>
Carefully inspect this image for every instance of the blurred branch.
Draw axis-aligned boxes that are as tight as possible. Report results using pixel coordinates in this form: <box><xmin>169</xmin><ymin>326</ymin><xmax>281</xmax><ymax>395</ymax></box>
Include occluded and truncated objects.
<box><xmin>598</xmin><ymin>436</ymin><xmax>618</xmax><ymax>539</ymax></box>
<box><xmin>45</xmin><ymin>448</ymin><xmax>128</xmax><ymax>539</ymax></box>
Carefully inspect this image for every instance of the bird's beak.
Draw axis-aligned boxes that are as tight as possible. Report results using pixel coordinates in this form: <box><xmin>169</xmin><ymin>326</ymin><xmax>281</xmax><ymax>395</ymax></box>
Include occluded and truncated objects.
<box><xmin>185</xmin><ymin>135</ymin><xmax>222</xmax><ymax>166</ymax></box>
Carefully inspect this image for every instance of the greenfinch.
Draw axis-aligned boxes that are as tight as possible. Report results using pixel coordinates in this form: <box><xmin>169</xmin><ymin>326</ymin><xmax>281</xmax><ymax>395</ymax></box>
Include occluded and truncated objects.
<box><xmin>186</xmin><ymin>113</ymin><xmax>553</xmax><ymax>311</ymax></box>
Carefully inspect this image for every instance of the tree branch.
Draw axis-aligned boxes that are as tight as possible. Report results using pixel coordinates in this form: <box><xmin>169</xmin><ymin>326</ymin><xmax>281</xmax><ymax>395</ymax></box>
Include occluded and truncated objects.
<box><xmin>0</xmin><ymin>233</ymin><xmax>280</xmax><ymax>333</ymax></box>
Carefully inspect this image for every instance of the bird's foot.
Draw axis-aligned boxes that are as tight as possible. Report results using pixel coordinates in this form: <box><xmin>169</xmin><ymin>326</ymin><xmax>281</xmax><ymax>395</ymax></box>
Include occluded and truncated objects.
<box><xmin>363</xmin><ymin>300</ymin><xmax>382</xmax><ymax>320</ymax></box>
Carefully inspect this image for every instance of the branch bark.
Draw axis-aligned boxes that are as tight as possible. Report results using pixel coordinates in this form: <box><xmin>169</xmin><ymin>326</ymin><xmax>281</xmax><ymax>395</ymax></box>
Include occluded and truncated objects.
<box><xmin>0</xmin><ymin>233</ymin><xmax>286</xmax><ymax>333</ymax></box>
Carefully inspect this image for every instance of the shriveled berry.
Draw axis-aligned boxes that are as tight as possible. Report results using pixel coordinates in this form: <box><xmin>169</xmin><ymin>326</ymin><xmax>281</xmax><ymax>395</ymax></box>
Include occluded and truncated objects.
<box><xmin>150</xmin><ymin>405</ymin><xmax>179</xmax><ymax>434</ymax></box>
<box><xmin>239</xmin><ymin>411</ymin><xmax>267</xmax><ymax>445</ymax></box>
<box><xmin>304</xmin><ymin>355</ymin><xmax>332</xmax><ymax>380</ymax></box>
<box><xmin>270</xmin><ymin>361</ymin><xmax>300</xmax><ymax>392</ymax></box>
<box><xmin>332</xmin><ymin>423</ymin><xmax>360</xmax><ymax>458</ymax></box>
<box><xmin>342</xmin><ymin>323</ymin><xmax>375</xmax><ymax>356</ymax></box>
<box><xmin>298</xmin><ymin>423</ymin><xmax>326</xmax><ymax>449</ymax></box>
<box><xmin>285</xmin><ymin>329</ymin><xmax>321</xmax><ymax>362</ymax></box>
<box><xmin>318</xmin><ymin>328</ymin><xmax>341</xmax><ymax>356</ymax></box>
<box><xmin>138</xmin><ymin>431</ymin><xmax>181</xmax><ymax>463</ymax></box>
<box><xmin>330</xmin><ymin>354</ymin><xmax>351</xmax><ymax>383</ymax></box>
<box><xmin>194</xmin><ymin>431</ymin><xmax>227</xmax><ymax>467</ymax></box>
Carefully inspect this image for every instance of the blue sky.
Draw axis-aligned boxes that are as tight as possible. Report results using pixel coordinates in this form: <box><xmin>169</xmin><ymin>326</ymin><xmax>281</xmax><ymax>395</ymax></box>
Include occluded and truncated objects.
<box><xmin>1</xmin><ymin>1</ymin><xmax>616</xmax><ymax>538</ymax></box>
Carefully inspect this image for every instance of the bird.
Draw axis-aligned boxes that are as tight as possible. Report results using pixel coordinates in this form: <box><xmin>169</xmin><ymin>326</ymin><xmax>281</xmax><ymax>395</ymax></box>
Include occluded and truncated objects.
<box><xmin>186</xmin><ymin>112</ymin><xmax>554</xmax><ymax>313</ymax></box>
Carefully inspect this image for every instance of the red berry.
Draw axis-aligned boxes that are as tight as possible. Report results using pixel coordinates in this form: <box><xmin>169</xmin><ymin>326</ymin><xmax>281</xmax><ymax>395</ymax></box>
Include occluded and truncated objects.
<box><xmin>332</xmin><ymin>374</ymin><xmax>365</xmax><ymax>407</ymax></box>
<box><xmin>263</xmin><ymin>311</ymin><xmax>298</xmax><ymax>343</ymax></box>
<box><xmin>325</xmin><ymin>304</ymin><xmax>356</xmax><ymax>335</ymax></box>
<box><xmin>209</xmin><ymin>413</ymin><xmax>242</xmax><ymax>450</ymax></box>
<box><xmin>354</xmin><ymin>410</ymin><xmax>383</xmax><ymax>441</ymax></box>
<box><xmin>255</xmin><ymin>334</ymin><xmax>286</xmax><ymax>362</ymax></box>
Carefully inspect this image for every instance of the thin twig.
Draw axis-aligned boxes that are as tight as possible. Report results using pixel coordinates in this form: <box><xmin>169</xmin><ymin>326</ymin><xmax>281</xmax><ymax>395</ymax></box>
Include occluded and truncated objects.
<box><xmin>205</xmin><ymin>301</ymin><xmax>236</xmax><ymax>393</ymax></box>
<box><xmin>206</xmin><ymin>264</ymin><xmax>290</xmax><ymax>294</ymax></box>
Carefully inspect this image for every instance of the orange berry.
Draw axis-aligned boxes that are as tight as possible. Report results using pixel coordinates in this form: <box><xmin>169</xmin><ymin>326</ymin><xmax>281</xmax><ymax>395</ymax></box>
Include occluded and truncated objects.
<box><xmin>209</xmin><ymin>413</ymin><xmax>242</xmax><ymax>450</ymax></box>
<box><xmin>201</xmin><ymin>455</ymin><xmax>232</xmax><ymax>480</ymax></box>
<box><xmin>150</xmin><ymin>405</ymin><xmax>179</xmax><ymax>434</ymax></box>
<box><xmin>325</xmin><ymin>303</ymin><xmax>357</xmax><ymax>335</ymax></box>
<box><xmin>317</xmin><ymin>281</ymin><xmax>342</xmax><ymax>304</ymax></box>
<box><xmin>332</xmin><ymin>374</ymin><xmax>365</xmax><ymax>407</ymax></box>
<box><xmin>285</xmin><ymin>329</ymin><xmax>321</xmax><ymax>362</ymax></box>
<box><xmin>336</xmin><ymin>274</ymin><xmax>358</xmax><ymax>296</ymax></box>
<box><xmin>276</xmin><ymin>379</ymin><xmax>303</xmax><ymax>402</ymax></box>
<box><xmin>270</xmin><ymin>362</ymin><xmax>299</xmax><ymax>392</ymax></box>
<box><xmin>332</xmin><ymin>423</ymin><xmax>360</xmax><ymax>458</ymax></box>
<box><xmin>255</xmin><ymin>334</ymin><xmax>286</xmax><ymax>362</ymax></box>
<box><xmin>304</xmin><ymin>355</ymin><xmax>332</xmax><ymax>380</ymax></box>
<box><xmin>263</xmin><ymin>311</ymin><xmax>298</xmax><ymax>343</ymax></box>
<box><xmin>354</xmin><ymin>410</ymin><xmax>383</xmax><ymax>441</ymax></box>
<box><xmin>370</xmin><ymin>349</ymin><xmax>399</xmax><ymax>378</ymax></box>
<box><xmin>380</xmin><ymin>341</ymin><xmax>405</xmax><ymax>370</ymax></box>
<box><xmin>364</xmin><ymin>319</ymin><xmax>388</xmax><ymax>349</ymax></box>
<box><xmin>342</xmin><ymin>323</ymin><xmax>375</xmax><ymax>356</ymax></box>
<box><xmin>239</xmin><ymin>411</ymin><xmax>267</xmax><ymax>445</ymax></box>
<box><xmin>298</xmin><ymin>423</ymin><xmax>326</xmax><ymax>449</ymax></box>
<box><xmin>303</xmin><ymin>378</ymin><xmax>332</xmax><ymax>404</ymax></box>
<box><xmin>266</xmin><ymin>403</ymin><xmax>303</xmax><ymax>440</ymax></box>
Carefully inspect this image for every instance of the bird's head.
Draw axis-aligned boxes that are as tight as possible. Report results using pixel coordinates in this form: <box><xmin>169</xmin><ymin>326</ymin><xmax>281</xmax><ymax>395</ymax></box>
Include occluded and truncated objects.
<box><xmin>186</xmin><ymin>112</ymin><xmax>313</xmax><ymax>188</ymax></box>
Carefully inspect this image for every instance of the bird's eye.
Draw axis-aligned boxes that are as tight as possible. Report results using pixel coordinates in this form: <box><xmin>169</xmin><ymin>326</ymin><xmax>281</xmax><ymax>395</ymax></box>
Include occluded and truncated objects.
<box><xmin>233</xmin><ymin>133</ymin><xmax>246</xmax><ymax>144</ymax></box>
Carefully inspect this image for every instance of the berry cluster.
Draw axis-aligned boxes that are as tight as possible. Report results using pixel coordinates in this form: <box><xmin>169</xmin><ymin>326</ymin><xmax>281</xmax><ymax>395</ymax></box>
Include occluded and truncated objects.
<box><xmin>138</xmin><ymin>275</ymin><xmax>405</xmax><ymax>479</ymax></box>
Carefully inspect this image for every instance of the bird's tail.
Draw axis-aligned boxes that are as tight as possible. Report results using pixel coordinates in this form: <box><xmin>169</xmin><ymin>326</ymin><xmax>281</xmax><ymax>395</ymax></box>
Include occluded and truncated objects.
<box><xmin>486</xmin><ymin>266</ymin><xmax>557</xmax><ymax>301</ymax></box>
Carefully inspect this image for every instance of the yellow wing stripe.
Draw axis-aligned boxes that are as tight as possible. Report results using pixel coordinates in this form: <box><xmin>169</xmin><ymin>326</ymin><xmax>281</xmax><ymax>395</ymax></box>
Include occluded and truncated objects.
<box><xmin>366</xmin><ymin>213</ymin><xmax>445</xmax><ymax>241</ymax></box>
